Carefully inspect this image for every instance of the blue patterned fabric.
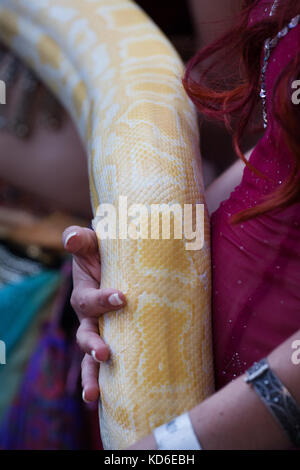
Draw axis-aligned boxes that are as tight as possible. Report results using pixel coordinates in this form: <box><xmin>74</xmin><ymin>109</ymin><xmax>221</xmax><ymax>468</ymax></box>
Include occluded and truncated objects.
<box><xmin>0</xmin><ymin>270</ymin><xmax>61</xmax><ymax>358</ymax></box>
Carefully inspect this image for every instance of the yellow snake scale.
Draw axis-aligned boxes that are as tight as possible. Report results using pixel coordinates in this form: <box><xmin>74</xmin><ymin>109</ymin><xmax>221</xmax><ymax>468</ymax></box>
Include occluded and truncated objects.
<box><xmin>0</xmin><ymin>0</ymin><xmax>214</xmax><ymax>449</ymax></box>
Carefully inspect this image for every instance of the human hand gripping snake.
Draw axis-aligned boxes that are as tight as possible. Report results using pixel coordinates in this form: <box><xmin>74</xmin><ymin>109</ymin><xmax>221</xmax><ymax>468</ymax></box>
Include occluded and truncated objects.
<box><xmin>0</xmin><ymin>0</ymin><xmax>214</xmax><ymax>449</ymax></box>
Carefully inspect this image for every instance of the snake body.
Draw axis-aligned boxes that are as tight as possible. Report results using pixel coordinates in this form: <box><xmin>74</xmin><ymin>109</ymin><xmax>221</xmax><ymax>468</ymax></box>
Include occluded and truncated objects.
<box><xmin>0</xmin><ymin>0</ymin><xmax>214</xmax><ymax>449</ymax></box>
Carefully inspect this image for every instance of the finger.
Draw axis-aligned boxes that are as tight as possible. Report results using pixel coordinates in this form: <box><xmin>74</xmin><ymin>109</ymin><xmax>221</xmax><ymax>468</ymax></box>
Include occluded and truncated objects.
<box><xmin>81</xmin><ymin>353</ymin><xmax>100</xmax><ymax>403</ymax></box>
<box><xmin>76</xmin><ymin>318</ymin><xmax>110</xmax><ymax>361</ymax></box>
<box><xmin>71</xmin><ymin>286</ymin><xmax>126</xmax><ymax>319</ymax></box>
<box><xmin>62</xmin><ymin>226</ymin><xmax>98</xmax><ymax>257</ymax></box>
<box><xmin>63</xmin><ymin>226</ymin><xmax>101</xmax><ymax>286</ymax></box>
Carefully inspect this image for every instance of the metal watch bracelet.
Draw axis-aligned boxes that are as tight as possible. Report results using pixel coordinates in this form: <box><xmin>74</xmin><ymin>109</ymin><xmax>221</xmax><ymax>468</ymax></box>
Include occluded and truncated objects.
<box><xmin>245</xmin><ymin>358</ymin><xmax>300</xmax><ymax>447</ymax></box>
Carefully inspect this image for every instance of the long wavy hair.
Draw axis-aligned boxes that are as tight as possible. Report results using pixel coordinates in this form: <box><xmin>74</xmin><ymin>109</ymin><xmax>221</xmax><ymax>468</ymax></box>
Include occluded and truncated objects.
<box><xmin>183</xmin><ymin>0</ymin><xmax>300</xmax><ymax>223</ymax></box>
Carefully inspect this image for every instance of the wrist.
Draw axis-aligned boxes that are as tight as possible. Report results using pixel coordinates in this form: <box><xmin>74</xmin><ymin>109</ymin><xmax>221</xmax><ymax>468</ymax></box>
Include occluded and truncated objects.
<box><xmin>153</xmin><ymin>412</ymin><xmax>202</xmax><ymax>450</ymax></box>
<box><xmin>245</xmin><ymin>358</ymin><xmax>300</xmax><ymax>448</ymax></box>
<box><xmin>128</xmin><ymin>433</ymin><xmax>157</xmax><ymax>450</ymax></box>
<box><xmin>189</xmin><ymin>406</ymin><xmax>204</xmax><ymax>445</ymax></box>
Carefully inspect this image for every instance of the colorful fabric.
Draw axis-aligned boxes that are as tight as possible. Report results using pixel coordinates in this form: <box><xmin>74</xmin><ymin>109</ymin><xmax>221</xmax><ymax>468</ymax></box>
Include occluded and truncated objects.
<box><xmin>0</xmin><ymin>269</ymin><xmax>61</xmax><ymax>358</ymax></box>
<box><xmin>0</xmin><ymin>322</ymin><xmax>85</xmax><ymax>449</ymax></box>
<box><xmin>0</xmin><ymin>243</ymin><xmax>62</xmax><ymax>423</ymax></box>
<box><xmin>0</xmin><ymin>262</ymin><xmax>91</xmax><ymax>450</ymax></box>
<box><xmin>0</xmin><ymin>300</ymin><xmax>52</xmax><ymax>424</ymax></box>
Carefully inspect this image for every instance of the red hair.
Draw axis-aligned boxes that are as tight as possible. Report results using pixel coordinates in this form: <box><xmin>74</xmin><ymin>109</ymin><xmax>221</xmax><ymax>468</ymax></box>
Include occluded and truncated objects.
<box><xmin>183</xmin><ymin>0</ymin><xmax>300</xmax><ymax>223</ymax></box>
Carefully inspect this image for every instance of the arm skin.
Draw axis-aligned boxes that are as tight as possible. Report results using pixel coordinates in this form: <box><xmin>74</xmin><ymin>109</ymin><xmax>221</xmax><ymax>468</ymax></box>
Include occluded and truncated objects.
<box><xmin>205</xmin><ymin>147</ymin><xmax>253</xmax><ymax>215</ymax></box>
<box><xmin>129</xmin><ymin>329</ymin><xmax>300</xmax><ymax>450</ymax></box>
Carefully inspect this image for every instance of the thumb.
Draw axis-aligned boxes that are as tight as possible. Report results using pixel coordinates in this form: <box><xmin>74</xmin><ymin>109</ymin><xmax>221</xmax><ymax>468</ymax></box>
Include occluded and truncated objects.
<box><xmin>62</xmin><ymin>226</ymin><xmax>99</xmax><ymax>257</ymax></box>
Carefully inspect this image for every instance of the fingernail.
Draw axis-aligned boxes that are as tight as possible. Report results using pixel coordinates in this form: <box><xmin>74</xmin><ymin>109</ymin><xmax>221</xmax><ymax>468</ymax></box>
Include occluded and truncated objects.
<box><xmin>82</xmin><ymin>389</ymin><xmax>89</xmax><ymax>403</ymax></box>
<box><xmin>64</xmin><ymin>231</ymin><xmax>77</xmax><ymax>248</ymax></box>
<box><xmin>108</xmin><ymin>293</ymin><xmax>123</xmax><ymax>306</ymax></box>
<box><xmin>91</xmin><ymin>349</ymin><xmax>102</xmax><ymax>363</ymax></box>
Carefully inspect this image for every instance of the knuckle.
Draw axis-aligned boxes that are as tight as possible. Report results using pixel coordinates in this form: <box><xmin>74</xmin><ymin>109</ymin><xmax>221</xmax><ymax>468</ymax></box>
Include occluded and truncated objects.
<box><xmin>71</xmin><ymin>291</ymin><xmax>89</xmax><ymax>314</ymax></box>
<box><xmin>78</xmin><ymin>294</ymin><xmax>89</xmax><ymax>313</ymax></box>
<box><xmin>98</xmin><ymin>292</ymin><xmax>107</xmax><ymax>309</ymax></box>
<box><xmin>75</xmin><ymin>327</ymin><xmax>82</xmax><ymax>346</ymax></box>
<box><xmin>70</xmin><ymin>291</ymin><xmax>78</xmax><ymax>311</ymax></box>
<box><xmin>81</xmin><ymin>354</ymin><xmax>88</xmax><ymax>369</ymax></box>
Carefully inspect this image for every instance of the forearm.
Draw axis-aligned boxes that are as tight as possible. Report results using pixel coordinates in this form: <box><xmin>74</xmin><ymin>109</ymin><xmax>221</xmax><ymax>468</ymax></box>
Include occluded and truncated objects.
<box><xmin>205</xmin><ymin>158</ymin><xmax>243</xmax><ymax>215</ymax></box>
<box><xmin>190</xmin><ymin>331</ymin><xmax>300</xmax><ymax>449</ymax></box>
<box><xmin>205</xmin><ymin>148</ymin><xmax>252</xmax><ymax>215</ymax></box>
<box><xmin>189</xmin><ymin>329</ymin><xmax>300</xmax><ymax>449</ymax></box>
<box><xmin>130</xmin><ymin>329</ymin><xmax>300</xmax><ymax>449</ymax></box>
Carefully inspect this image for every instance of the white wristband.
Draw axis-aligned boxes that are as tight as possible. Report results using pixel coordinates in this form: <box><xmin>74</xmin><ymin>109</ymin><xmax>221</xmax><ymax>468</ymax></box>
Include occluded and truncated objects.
<box><xmin>153</xmin><ymin>412</ymin><xmax>202</xmax><ymax>450</ymax></box>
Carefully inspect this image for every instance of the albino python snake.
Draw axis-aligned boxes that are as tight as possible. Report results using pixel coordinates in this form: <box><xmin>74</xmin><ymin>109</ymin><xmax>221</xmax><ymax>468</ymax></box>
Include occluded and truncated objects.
<box><xmin>0</xmin><ymin>0</ymin><xmax>214</xmax><ymax>449</ymax></box>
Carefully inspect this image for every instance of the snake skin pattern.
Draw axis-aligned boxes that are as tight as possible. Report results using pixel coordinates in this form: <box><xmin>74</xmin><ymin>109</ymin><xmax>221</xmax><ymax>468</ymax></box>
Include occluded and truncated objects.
<box><xmin>0</xmin><ymin>0</ymin><xmax>214</xmax><ymax>449</ymax></box>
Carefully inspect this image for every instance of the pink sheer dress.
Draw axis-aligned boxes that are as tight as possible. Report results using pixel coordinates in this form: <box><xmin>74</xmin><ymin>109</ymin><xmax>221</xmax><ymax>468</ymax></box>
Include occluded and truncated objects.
<box><xmin>211</xmin><ymin>0</ymin><xmax>300</xmax><ymax>390</ymax></box>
